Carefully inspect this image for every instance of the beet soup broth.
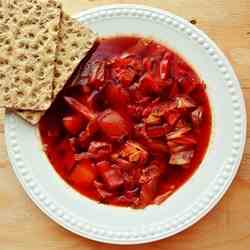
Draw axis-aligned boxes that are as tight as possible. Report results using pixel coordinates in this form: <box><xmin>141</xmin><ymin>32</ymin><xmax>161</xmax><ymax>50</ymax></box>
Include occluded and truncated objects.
<box><xmin>39</xmin><ymin>36</ymin><xmax>211</xmax><ymax>208</ymax></box>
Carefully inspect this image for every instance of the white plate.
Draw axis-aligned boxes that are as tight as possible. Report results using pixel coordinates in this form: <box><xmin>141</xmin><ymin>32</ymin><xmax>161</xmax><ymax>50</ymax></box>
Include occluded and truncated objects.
<box><xmin>5</xmin><ymin>4</ymin><xmax>246</xmax><ymax>244</ymax></box>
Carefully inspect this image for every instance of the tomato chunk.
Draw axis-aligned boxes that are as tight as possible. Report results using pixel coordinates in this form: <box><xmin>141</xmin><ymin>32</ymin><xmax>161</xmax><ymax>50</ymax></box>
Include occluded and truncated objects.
<box><xmin>96</xmin><ymin>161</ymin><xmax>124</xmax><ymax>190</ymax></box>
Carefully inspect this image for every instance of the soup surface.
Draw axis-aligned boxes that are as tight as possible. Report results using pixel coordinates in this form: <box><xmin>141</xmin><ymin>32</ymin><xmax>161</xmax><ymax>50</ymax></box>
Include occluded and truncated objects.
<box><xmin>39</xmin><ymin>36</ymin><xmax>211</xmax><ymax>208</ymax></box>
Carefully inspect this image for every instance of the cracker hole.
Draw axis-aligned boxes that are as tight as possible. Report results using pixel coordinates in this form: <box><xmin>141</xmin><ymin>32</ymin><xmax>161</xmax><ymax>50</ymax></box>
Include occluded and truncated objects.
<box><xmin>47</xmin><ymin>1</ymin><xmax>57</xmax><ymax>8</ymax></box>
<box><xmin>0</xmin><ymin>73</ymin><xmax>5</xmax><ymax>79</ymax></box>
<box><xmin>25</xmin><ymin>66</ymin><xmax>34</xmax><ymax>73</ymax></box>
<box><xmin>54</xmin><ymin>71</ymin><xmax>61</xmax><ymax>78</ymax></box>
<box><xmin>72</xmin><ymin>42</ymin><xmax>78</xmax><ymax>48</ymax></box>
<box><xmin>3</xmin><ymin>94</ymin><xmax>10</xmax><ymax>101</ymax></box>
<box><xmin>4</xmin><ymin>86</ymin><xmax>9</xmax><ymax>92</ymax></box>
<box><xmin>18</xmin><ymin>42</ymin><xmax>25</xmax><ymax>48</ymax></box>
<box><xmin>31</xmin><ymin>91</ymin><xmax>37</xmax><ymax>98</ymax></box>
<box><xmin>28</xmin><ymin>33</ymin><xmax>35</xmax><ymax>38</ymax></box>
<box><xmin>25</xmin><ymin>44</ymin><xmax>29</xmax><ymax>49</ymax></box>
<box><xmin>4</xmin><ymin>18</ymin><xmax>10</xmax><ymax>24</ymax></box>
<box><xmin>53</xmin><ymin>25</ymin><xmax>58</xmax><ymax>32</ymax></box>
<box><xmin>44</xmin><ymin>94</ymin><xmax>51</xmax><ymax>102</ymax></box>
<box><xmin>7</xmin><ymin>46</ymin><xmax>12</xmax><ymax>52</ymax></box>
<box><xmin>0</xmin><ymin>14</ymin><xmax>3</xmax><ymax>19</ymax></box>
<box><xmin>71</xmin><ymin>56</ymin><xmax>77</xmax><ymax>61</ymax></box>
<box><xmin>47</xmin><ymin>48</ymin><xmax>53</xmax><ymax>54</ymax></box>
<box><xmin>24</xmin><ymin>77</ymin><xmax>33</xmax><ymax>86</ymax></box>
<box><xmin>39</xmin><ymin>40</ymin><xmax>44</xmax><ymax>46</ymax></box>
<box><xmin>5</xmin><ymin>39</ymin><xmax>10</xmax><ymax>45</ymax></box>
<box><xmin>36</xmin><ymin>5</ymin><xmax>41</xmax><ymax>11</ymax></box>
<box><xmin>14</xmin><ymin>76</ymin><xmax>20</xmax><ymax>82</ymax></box>
<box><xmin>1</xmin><ymin>24</ymin><xmax>9</xmax><ymax>32</ymax></box>
<box><xmin>27</xmin><ymin>4</ymin><xmax>33</xmax><ymax>10</ymax></box>
<box><xmin>15</xmin><ymin>30</ymin><xmax>21</xmax><ymax>37</ymax></box>
<box><xmin>38</xmin><ymin>69</ymin><xmax>45</xmax><ymax>78</ymax></box>
<box><xmin>18</xmin><ymin>54</ymin><xmax>28</xmax><ymax>61</ymax></box>
<box><xmin>77</xmin><ymin>32</ymin><xmax>82</xmax><ymax>38</ymax></box>
<box><xmin>48</xmin><ymin>14</ymin><xmax>56</xmax><ymax>20</ymax></box>
<box><xmin>16</xmin><ymin>91</ymin><xmax>24</xmax><ymax>98</ymax></box>
<box><xmin>42</xmin><ymin>35</ymin><xmax>48</xmax><ymax>41</ymax></box>
<box><xmin>64</xmin><ymin>15</ymin><xmax>70</xmax><ymax>21</ymax></box>
<box><xmin>0</xmin><ymin>58</ymin><xmax>8</xmax><ymax>65</ymax></box>
<box><xmin>56</xmin><ymin>60</ymin><xmax>63</xmax><ymax>65</ymax></box>
<box><xmin>13</xmin><ymin>17</ymin><xmax>18</xmax><ymax>23</ymax></box>
<box><xmin>23</xmin><ymin>8</ymin><xmax>29</xmax><ymax>14</ymax></box>
<box><xmin>31</xmin><ymin>44</ymin><xmax>39</xmax><ymax>50</ymax></box>
<box><xmin>19</xmin><ymin>21</ymin><xmax>25</xmax><ymax>27</ymax></box>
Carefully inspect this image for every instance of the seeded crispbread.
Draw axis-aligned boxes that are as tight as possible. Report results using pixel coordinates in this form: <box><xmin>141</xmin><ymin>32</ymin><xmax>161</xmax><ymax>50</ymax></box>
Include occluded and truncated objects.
<box><xmin>17</xmin><ymin>12</ymin><xmax>97</xmax><ymax>124</ymax></box>
<box><xmin>0</xmin><ymin>0</ymin><xmax>61</xmax><ymax>110</ymax></box>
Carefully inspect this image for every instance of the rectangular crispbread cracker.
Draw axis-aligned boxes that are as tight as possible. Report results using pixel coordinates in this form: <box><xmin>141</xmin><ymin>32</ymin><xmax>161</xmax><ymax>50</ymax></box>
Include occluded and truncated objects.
<box><xmin>17</xmin><ymin>12</ymin><xmax>97</xmax><ymax>124</ymax></box>
<box><xmin>0</xmin><ymin>0</ymin><xmax>61</xmax><ymax>110</ymax></box>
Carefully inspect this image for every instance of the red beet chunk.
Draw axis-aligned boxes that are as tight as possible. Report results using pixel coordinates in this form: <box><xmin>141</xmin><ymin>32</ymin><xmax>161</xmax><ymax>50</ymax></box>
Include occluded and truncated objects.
<box><xmin>57</xmin><ymin>139</ymin><xmax>76</xmax><ymax>172</ymax></box>
<box><xmin>105</xmin><ymin>83</ymin><xmax>129</xmax><ymax>109</ymax></box>
<box><xmin>96</xmin><ymin>161</ymin><xmax>124</xmax><ymax>190</ymax></box>
<box><xmin>139</xmin><ymin>177</ymin><xmax>159</xmax><ymax>208</ymax></box>
<box><xmin>69</xmin><ymin>159</ymin><xmax>96</xmax><ymax>188</ymax></box>
<box><xmin>78</xmin><ymin>119</ymin><xmax>99</xmax><ymax>148</ymax></box>
<box><xmin>62</xmin><ymin>115</ymin><xmax>85</xmax><ymax>135</ymax></box>
<box><xmin>94</xmin><ymin>180</ymin><xmax>114</xmax><ymax>199</ymax></box>
<box><xmin>112</xmin><ymin>67</ymin><xmax>136</xmax><ymax>87</ymax></box>
<box><xmin>139</xmin><ymin>72</ymin><xmax>161</xmax><ymax>94</ymax></box>
<box><xmin>146</xmin><ymin>125</ymin><xmax>167</xmax><ymax>138</ymax></box>
<box><xmin>164</xmin><ymin>110</ymin><xmax>181</xmax><ymax>127</ymax></box>
<box><xmin>97</xmin><ymin>109</ymin><xmax>130</xmax><ymax>140</ymax></box>
<box><xmin>88</xmin><ymin>141</ymin><xmax>112</xmax><ymax>159</ymax></box>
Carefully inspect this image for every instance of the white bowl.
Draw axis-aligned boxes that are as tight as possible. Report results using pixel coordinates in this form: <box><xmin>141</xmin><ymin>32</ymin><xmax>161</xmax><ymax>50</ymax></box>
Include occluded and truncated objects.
<box><xmin>5</xmin><ymin>4</ymin><xmax>246</xmax><ymax>245</ymax></box>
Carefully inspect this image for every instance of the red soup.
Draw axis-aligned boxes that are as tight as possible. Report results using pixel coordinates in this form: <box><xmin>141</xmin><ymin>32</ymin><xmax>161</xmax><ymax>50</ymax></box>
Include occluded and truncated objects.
<box><xmin>39</xmin><ymin>36</ymin><xmax>212</xmax><ymax>208</ymax></box>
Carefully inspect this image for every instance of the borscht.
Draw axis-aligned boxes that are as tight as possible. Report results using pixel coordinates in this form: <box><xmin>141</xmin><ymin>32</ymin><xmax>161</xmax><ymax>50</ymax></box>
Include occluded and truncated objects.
<box><xmin>39</xmin><ymin>36</ymin><xmax>211</xmax><ymax>208</ymax></box>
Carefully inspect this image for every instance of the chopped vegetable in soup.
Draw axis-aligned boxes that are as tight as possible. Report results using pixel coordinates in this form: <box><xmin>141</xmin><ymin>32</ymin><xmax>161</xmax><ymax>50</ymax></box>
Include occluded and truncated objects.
<box><xmin>39</xmin><ymin>36</ymin><xmax>211</xmax><ymax>208</ymax></box>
